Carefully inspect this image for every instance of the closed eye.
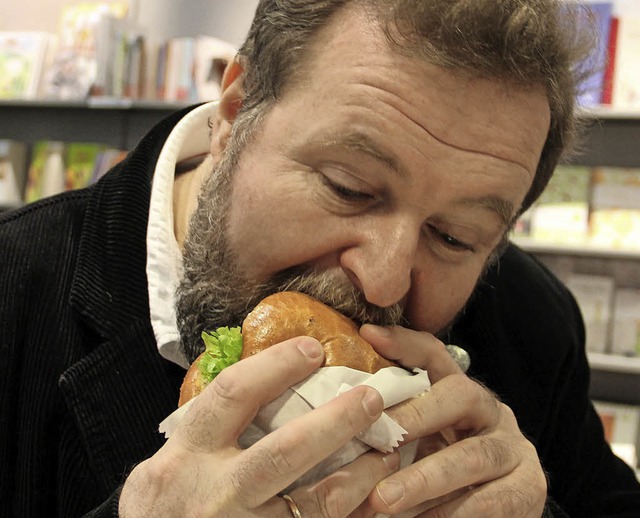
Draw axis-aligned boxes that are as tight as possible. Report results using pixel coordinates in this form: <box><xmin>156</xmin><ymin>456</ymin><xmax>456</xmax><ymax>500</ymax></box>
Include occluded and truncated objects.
<box><xmin>321</xmin><ymin>175</ymin><xmax>375</xmax><ymax>202</ymax></box>
<box><xmin>427</xmin><ymin>224</ymin><xmax>474</xmax><ymax>252</ymax></box>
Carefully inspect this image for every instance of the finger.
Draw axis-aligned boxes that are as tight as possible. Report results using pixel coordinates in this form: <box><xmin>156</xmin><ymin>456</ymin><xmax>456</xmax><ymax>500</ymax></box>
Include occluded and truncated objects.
<box><xmin>421</xmin><ymin>468</ymin><xmax>547</xmax><ymax>518</ymax></box>
<box><xmin>231</xmin><ymin>385</ymin><xmax>385</xmax><ymax>507</ymax></box>
<box><xmin>288</xmin><ymin>450</ymin><xmax>401</xmax><ymax>518</ymax></box>
<box><xmin>175</xmin><ymin>336</ymin><xmax>325</xmax><ymax>450</ymax></box>
<box><xmin>360</xmin><ymin>325</ymin><xmax>462</xmax><ymax>381</ymax></box>
<box><xmin>370</xmin><ymin>434</ymin><xmax>520</xmax><ymax>514</ymax></box>
<box><xmin>386</xmin><ymin>374</ymin><xmax>502</xmax><ymax>443</ymax></box>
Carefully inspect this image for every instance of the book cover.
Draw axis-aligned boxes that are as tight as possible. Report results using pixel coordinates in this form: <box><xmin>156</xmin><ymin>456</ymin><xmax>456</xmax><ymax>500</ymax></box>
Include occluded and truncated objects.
<box><xmin>64</xmin><ymin>143</ymin><xmax>103</xmax><ymax>191</ymax></box>
<box><xmin>590</xmin><ymin>167</ymin><xmax>640</xmax><ymax>249</ymax></box>
<box><xmin>194</xmin><ymin>35</ymin><xmax>236</xmax><ymax>102</ymax></box>
<box><xmin>611</xmin><ymin>288</ymin><xmax>640</xmax><ymax>357</ymax></box>
<box><xmin>601</xmin><ymin>15</ymin><xmax>619</xmax><ymax>104</ymax></box>
<box><xmin>529</xmin><ymin>165</ymin><xmax>591</xmax><ymax>244</ymax></box>
<box><xmin>24</xmin><ymin>141</ymin><xmax>51</xmax><ymax>203</ymax></box>
<box><xmin>566</xmin><ymin>273</ymin><xmax>615</xmax><ymax>353</ymax></box>
<box><xmin>0</xmin><ymin>31</ymin><xmax>52</xmax><ymax>99</ymax></box>
<box><xmin>43</xmin><ymin>2</ymin><xmax>128</xmax><ymax>99</ymax></box>
<box><xmin>0</xmin><ymin>140</ymin><xmax>28</xmax><ymax>202</ymax></box>
<box><xmin>577</xmin><ymin>2</ymin><xmax>614</xmax><ymax>108</ymax></box>
<box><xmin>0</xmin><ymin>140</ymin><xmax>23</xmax><ymax>207</ymax></box>
<box><xmin>611</xmin><ymin>16</ymin><xmax>640</xmax><ymax>107</ymax></box>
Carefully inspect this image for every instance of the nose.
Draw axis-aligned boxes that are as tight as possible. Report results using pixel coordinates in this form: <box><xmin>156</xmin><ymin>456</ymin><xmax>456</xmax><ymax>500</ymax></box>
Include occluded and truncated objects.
<box><xmin>339</xmin><ymin>215</ymin><xmax>420</xmax><ymax>308</ymax></box>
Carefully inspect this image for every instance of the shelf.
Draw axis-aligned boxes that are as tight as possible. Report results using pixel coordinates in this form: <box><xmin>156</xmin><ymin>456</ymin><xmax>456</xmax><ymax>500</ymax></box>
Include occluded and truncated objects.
<box><xmin>512</xmin><ymin>237</ymin><xmax>640</xmax><ymax>260</ymax></box>
<box><xmin>580</xmin><ymin>105</ymin><xmax>640</xmax><ymax>120</ymax></box>
<box><xmin>589</xmin><ymin>353</ymin><xmax>640</xmax><ymax>374</ymax></box>
<box><xmin>0</xmin><ymin>98</ymin><xmax>191</xmax><ymax>150</ymax></box>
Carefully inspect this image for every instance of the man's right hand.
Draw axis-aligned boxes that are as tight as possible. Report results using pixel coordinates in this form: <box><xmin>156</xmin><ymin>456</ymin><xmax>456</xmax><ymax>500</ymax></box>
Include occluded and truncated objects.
<box><xmin>119</xmin><ymin>337</ymin><xmax>400</xmax><ymax>517</ymax></box>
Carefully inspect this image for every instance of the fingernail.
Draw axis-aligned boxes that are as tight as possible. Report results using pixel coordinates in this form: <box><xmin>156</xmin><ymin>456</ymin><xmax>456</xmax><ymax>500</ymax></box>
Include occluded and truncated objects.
<box><xmin>361</xmin><ymin>388</ymin><xmax>383</xmax><ymax>417</ymax></box>
<box><xmin>382</xmin><ymin>452</ymin><xmax>400</xmax><ymax>471</ymax></box>
<box><xmin>297</xmin><ymin>338</ymin><xmax>323</xmax><ymax>359</ymax></box>
<box><xmin>377</xmin><ymin>480</ymin><xmax>405</xmax><ymax>507</ymax></box>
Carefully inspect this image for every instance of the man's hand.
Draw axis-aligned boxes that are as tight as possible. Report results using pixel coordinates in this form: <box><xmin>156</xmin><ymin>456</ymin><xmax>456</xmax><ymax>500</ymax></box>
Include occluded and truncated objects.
<box><xmin>360</xmin><ymin>325</ymin><xmax>547</xmax><ymax>518</ymax></box>
<box><xmin>119</xmin><ymin>337</ymin><xmax>400</xmax><ymax>517</ymax></box>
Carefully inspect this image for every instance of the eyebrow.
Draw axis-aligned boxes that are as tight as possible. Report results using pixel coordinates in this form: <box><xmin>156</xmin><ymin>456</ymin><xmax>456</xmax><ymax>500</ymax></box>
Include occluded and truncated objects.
<box><xmin>319</xmin><ymin>132</ymin><xmax>515</xmax><ymax>227</ymax></box>
<box><xmin>459</xmin><ymin>195</ymin><xmax>515</xmax><ymax>228</ymax></box>
<box><xmin>320</xmin><ymin>132</ymin><xmax>406</xmax><ymax>179</ymax></box>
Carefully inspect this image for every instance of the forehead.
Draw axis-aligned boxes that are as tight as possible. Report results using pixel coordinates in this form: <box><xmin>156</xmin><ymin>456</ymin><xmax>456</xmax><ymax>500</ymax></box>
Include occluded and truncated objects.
<box><xmin>286</xmin><ymin>5</ymin><xmax>551</xmax><ymax>178</ymax></box>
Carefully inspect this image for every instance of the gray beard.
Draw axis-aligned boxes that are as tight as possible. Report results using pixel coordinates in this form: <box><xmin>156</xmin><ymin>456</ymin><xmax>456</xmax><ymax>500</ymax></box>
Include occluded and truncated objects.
<box><xmin>175</xmin><ymin>151</ymin><xmax>405</xmax><ymax>365</ymax></box>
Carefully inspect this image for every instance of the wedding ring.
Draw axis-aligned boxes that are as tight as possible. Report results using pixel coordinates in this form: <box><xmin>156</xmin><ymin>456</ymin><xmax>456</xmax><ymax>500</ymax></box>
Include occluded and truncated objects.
<box><xmin>282</xmin><ymin>493</ymin><xmax>303</xmax><ymax>518</ymax></box>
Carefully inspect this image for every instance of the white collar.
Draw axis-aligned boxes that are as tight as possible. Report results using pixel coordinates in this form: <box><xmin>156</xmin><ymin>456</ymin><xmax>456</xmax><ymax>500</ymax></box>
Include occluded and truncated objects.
<box><xmin>146</xmin><ymin>102</ymin><xmax>219</xmax><ymax>369</ymax></box>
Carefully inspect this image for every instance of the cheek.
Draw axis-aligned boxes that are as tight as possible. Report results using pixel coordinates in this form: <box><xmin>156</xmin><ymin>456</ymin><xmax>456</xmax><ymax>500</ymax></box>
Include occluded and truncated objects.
<box><xmin>406</xmin><ymin>265</ymin><xmax>482</xmax><ymax>332</ymax></box>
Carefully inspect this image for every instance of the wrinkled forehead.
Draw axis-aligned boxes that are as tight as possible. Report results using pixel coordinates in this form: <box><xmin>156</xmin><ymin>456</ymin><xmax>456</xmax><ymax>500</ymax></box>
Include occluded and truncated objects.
<box><xmin>290</xmin><ymin>5</ymin><xmax>551</xmax><ymax>178</ymax></box>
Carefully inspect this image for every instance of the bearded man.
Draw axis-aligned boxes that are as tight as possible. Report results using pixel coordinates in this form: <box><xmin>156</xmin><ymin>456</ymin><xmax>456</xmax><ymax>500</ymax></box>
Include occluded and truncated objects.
<box><xmin>2</xmin><ymin>1</ymin><xmax>639</xmax><ymax>517</ymax></box>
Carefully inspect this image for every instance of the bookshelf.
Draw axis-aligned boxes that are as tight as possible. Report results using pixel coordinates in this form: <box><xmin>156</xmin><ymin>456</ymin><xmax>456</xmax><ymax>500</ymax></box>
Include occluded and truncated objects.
<box><xmin>0</xmin><ymin>99</ymin><xmax>188</xmax><ymax>150</ymax></box>
<box><xmin>512</xmin><ymin>107</ymin><xmax>640</xmax><ymax>406</ymax></box>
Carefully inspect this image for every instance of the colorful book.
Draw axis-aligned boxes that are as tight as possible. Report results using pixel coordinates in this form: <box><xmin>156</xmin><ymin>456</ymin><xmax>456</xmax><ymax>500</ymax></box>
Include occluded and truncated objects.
<box><xmin>65</xmin><ymin>143</ymin><xmax>103</xmax><ymax>191</ymax></box>
<box><xmin>0</xmin><ymin>31</ymin><xmax>52</xmax><ymax>99</ymax></box>
<box><xmin>529</xmin><ymin>165</ymin><xmax>591</xmax><ymax>244</ymax></box>
<box><xmin>611</xmin><ymin>15</ymin><xmax>640</xmax><ymax>108</ymax></box>
<box><xmin>589</xmin><ymin>167</ymin><xmax>640</xmax><ymax>249</ymax></box>
<box><xmin>43</xmin><ymin>2</ymin><xmax>128</xmax><ymax>99</ymax></box>
<box><xmin>577</xmin><ymin>2</ymin><xmax>614</xmax><ymax>108</ymax></box>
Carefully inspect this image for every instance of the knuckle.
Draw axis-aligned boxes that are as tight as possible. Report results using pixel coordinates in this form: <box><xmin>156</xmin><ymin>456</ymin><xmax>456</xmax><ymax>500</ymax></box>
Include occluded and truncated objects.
<box><xmin>209</xmin><ymin>368</ymin><xmax>248</xmax><ymax>406</ymax></box>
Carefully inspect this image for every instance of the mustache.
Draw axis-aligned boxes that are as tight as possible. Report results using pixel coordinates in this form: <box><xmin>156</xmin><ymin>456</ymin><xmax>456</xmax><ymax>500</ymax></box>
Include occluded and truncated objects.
<box><xmin>260</xmin><ymin>267</ymin><xmax>406</xmax><ymax>327</ymax></box>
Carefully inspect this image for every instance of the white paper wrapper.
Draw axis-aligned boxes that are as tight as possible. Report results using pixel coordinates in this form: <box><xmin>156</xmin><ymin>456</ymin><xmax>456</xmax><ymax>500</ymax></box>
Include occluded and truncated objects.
<box><xmin>159</xmin><ymin>366</ymin><xmax>430</xmax><ymax>489</ymax></box>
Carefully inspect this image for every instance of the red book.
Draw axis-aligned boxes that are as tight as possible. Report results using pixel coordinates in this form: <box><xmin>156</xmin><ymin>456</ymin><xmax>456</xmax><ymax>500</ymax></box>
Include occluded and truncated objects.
<box><xmin>601</xmin><ymin>16</ymin><xmax>619</xmax><ymax>105</ymax></box>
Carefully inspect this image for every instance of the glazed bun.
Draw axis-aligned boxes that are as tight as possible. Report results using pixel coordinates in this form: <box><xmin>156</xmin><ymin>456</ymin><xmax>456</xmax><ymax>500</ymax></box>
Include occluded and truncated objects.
<box><xmin>179</xmin><ymin>291</ymin><xmax>397</xmax><ymax>406</ymax></box>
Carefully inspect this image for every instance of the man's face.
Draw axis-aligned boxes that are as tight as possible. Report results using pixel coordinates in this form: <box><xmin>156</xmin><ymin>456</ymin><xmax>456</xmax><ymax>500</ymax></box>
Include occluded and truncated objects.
<box><xmin>177</xmin><ymin>7</ymin><xmax>550</xmax><ymax>361</ymax></box>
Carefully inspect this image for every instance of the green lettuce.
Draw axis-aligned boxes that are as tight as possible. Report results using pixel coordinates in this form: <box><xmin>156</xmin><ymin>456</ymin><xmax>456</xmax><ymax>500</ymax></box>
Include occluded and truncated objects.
<box><xmin>197</xmin><ymin>327</ymin><xmax>243</xmax><ymax>384</ymax></box>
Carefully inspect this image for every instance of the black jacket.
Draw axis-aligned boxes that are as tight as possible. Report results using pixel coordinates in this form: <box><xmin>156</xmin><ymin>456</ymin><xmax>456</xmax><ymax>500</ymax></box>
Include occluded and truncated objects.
<box><xmin>1</xmin><ymin>106</ymin><xmax>638</xmax><ymax>517</ymax></box>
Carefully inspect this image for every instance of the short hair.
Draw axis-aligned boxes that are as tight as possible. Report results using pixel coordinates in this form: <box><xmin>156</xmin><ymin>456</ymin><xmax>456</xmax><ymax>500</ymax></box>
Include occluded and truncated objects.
<box><xmin>235</xmin><ymin>0</ymin><xmax>595</xmax><ymax>213</ymax></box>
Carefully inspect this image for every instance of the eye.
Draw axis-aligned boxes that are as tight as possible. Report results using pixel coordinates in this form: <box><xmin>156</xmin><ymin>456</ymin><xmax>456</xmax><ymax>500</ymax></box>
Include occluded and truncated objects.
<box><xmin>427</xmin><ymin>224</ymin><xmax>474</xmax><ymax>252</ymax></box>
<box><xmin>320</xmin><ymin>173</ymin><xmax>375</xmax><ymax>202</ymax></box>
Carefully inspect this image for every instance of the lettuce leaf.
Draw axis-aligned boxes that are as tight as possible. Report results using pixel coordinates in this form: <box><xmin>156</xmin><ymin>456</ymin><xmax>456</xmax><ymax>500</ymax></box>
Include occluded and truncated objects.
<box><xmin>197</xmin><ymin>326</ymin><xmax>243</xmax><ymax>385</ymax></box>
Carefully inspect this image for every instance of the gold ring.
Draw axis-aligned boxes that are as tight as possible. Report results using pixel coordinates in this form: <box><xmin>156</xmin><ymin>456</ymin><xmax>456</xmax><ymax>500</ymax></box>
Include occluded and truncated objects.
<box><xmin>282</xmin><ymin>493</ymin><xmax>303</xmax><ymax>518</ymax></box>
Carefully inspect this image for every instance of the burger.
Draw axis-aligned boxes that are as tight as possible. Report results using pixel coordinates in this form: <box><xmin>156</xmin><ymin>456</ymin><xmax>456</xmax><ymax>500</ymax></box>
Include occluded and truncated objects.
<box><xmin>178</xmin><ymin>291</ymin><xmax>399</xmax><ymax>407</ymax></box>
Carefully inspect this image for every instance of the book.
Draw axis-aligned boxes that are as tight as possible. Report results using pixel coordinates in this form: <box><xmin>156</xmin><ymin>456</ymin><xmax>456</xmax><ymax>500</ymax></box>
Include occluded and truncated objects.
<box><xmin>610</xmin><ymin>15</ymin><xmax>640</xmax><ymax>107</ymax></box>
<box><xmin>529</xmin><ymin>165</ymin><xmax>591</xmax><ymax>244</ymax></box>
<box><xmin>611</xmin><ymin>288</ymin><xmax>640</xmax><ymax>357</ymax></box>
<box><xmin>24</xmin><ymin>141</ymin><xmax>51</xmax><ymax>203</ymax></box>
<box><xmin>0</xmin><ymin>140</ymin><xmax>23</xmax><ymax>207</ymax></box>
<box><xmin>566</xmin><ymin>273</ymin><xmax>615</xmax><ymax>353</ymax></box>
<box><xmin>589</xmin><ymin>167</ymin><xmax>640</xmax><ymax>249</ymax></box>
<box><xmin>194</xmin><ymin>35</ymin><xmax>236</xmax><ymax>102</ymax></box>
<box><xmin>0</xmin><ymin>140</ymin><xmax>28</xmax><ymax>204</ymax></box>
<box><xmin>43</xmin><ymin>2</ymin><xmax>128</xmax><ymax>100</ymax></box>
<box><xmin>577</xmin><ymin>2</ymin><xmax>614</xmax><ymax>108</ymax></box>
<box><xmin>65</xmin><ymin>143</ymin><xmax>103</xmax><ymax>191</ymax></box>
<box><xmin>0</xmin><ymin>31</ymin><xmax>52</xmax><ymax>99</ymax></box>
<box><xmin>594</xmin><ymin>400</ymin><xmax>640</xmax><ymax>470</ymax></box>
<box><xmin>601</xmin><ymin>15</ymin><xmax>619</xmax><ymax>105</ymax></box>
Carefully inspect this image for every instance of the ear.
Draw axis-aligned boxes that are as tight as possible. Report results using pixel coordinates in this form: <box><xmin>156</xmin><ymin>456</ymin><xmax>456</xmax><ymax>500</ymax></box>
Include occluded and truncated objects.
<box><xmin>218</xmin><ymin>58</ymin><xmax>245</xmax><ymax>123</ymax></box>
<box><xmin>210</xmin><ymin>57</ymin><xmax>245</xmax><ymax>156</ymax></box>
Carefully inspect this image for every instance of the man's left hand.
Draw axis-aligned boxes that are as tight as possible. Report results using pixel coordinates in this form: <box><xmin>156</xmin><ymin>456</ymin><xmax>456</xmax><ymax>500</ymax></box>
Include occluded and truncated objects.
<box><xmin>359</xmin><ymin>325</ymin><xmax>547</xmax><ymax>517</ymax></box>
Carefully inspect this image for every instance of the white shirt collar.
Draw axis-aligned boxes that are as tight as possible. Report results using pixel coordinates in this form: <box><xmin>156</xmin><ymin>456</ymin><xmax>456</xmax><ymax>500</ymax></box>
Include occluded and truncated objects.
<box><xmin>146</xmin><ymin>101</ymin><xmax>219</xmax><ymax>369</ymax></box>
